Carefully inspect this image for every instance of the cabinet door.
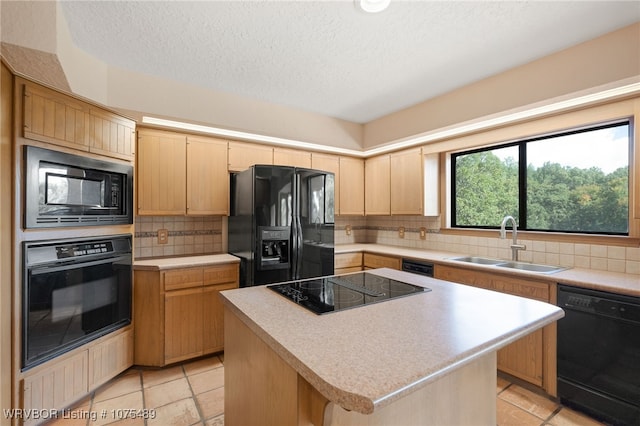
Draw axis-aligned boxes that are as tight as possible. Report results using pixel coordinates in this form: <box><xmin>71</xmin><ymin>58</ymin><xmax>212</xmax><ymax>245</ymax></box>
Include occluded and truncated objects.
<box><xmin>338</xmin><ymin>157</ymin><xmax>365</xmax><ymax>215</ymax></box>
<box><xmin>273</xmin><ymin>148</ymin><xmax>312</xmax><ymax>168</ymax></box>
<box><xmin>312</xmin><ymin>153</ymin><xmax>340</xmax><ymax>215</ymax></box>
<box><xmin>88</xmin><ymin>329</ymin><xmax>133</xmax><ymax>389</ymax></box>
<box><xmin>228</xmin><ymin>141</ymin><xmax>273</xmax><ymax>172</ymax></box>
<box><xmin>365</xmin><ymin>155</ymin><xmax>390</xmax><ymax>215</ymax></box>
<box><xmin>335</xmin><ymin>252</ymin><xmax>362</xmax><ymax>270</ymax></box>
<box><xmin>21</xmin><ymin>351</ymin><xmax>88</xmax><ymax>426</ymax></box>
<box><xmin>137</xmin><ymin>129</ymin><xmax>187</xmax><ymax>215</ymax></box>
<box><xmin>363</xmin><ymin>253</ymin><xmax>400</xmax><ymax>270</ymax></box>
<box><xmin>187</xmin><ymin>136</ymin><xmax>229</xmax><ymax>215</ymax></box>
<box><xmin>434</xmin><ymin>264</ymin><xmax>493</xmax><ymax>290</ymax></box>
<box><xmin>497</xmin><ymin>330</ymin><xmax>544</xmax><ymax>386</ymax></box>
<box><xmin>390</xmin><ymin>148</ymin><xmax>423</xmax><ymax>215</ymax></box>
<box><xmin>88</xmin><ymin>108</ymin><xmax>135</xmax><ymax>161</ymax></box>
<box><xmin>22</xmin><ymin>81</ymin><xmax>91</xmax><ymax>151</ymax></box>
<box><xmin>203</xmin><ymin>282</ymin><xmax>238</xmax><ymax>354</ymax></box>
<box><xmin>164</xmin><ymin>288</ymin><xmax>204</xmax><ymax>364</ymax></box>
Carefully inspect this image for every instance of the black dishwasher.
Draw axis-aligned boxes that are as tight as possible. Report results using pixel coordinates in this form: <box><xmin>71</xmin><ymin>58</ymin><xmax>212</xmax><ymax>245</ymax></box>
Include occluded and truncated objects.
<box><xmin>557</xmin><ymin>284</ymin><xmax>640</xmax><ymax>426</ymax></box>
<box><xmin>401</xmin><ymin>258</ymin><xmax>434</xmax><ymax>277</ymax></box>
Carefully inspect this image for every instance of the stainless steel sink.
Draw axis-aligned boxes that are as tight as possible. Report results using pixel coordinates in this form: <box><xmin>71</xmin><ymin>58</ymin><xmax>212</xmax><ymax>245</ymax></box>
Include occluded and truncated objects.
<box><xmin>449</xmin><ymin>256</ymin><xmax>505</xmax><ymax>265</ymax></box>
<box><xmin>448</xmin><ymin>256</ymin><xmax>568</xmax><ymax>274</ymax></box>
<box><xmin>495</xmin><ymin>261</ymin><xmax>568</xmax><ymax>274</ymax></box>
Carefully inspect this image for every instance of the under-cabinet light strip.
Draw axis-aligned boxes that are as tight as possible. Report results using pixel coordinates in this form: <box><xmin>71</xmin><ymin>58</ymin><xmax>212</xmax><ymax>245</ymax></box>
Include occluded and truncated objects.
<box><xmin>140</xmin><ymin>116</ymin><xmax>363</xmax><ymax>156</ymax></box>
<box><xmin>142</xmin><ymin>80</ymin><xmax>640</xmax><ymax>158</ymax></box>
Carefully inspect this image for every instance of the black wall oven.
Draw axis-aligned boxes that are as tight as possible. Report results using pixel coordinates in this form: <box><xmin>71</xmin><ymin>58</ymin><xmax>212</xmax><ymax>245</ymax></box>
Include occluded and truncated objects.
<box><xmin>557</xmin><ymin>284</ymin><xmax>640</xmax><ymax>425</ymax></box>
<box><xmin>24</xmin><ymin>145</ymin><xmax>133</xmax><ymax>228</ymax></box>
<box><xmin>22</xmin><ymin>235</ymin><xmax>132</xmax><ymax>370</ymax></box>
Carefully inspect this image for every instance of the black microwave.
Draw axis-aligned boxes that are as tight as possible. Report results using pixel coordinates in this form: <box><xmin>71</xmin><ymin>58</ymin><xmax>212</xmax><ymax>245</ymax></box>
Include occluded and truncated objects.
<box><xmin>24</xmin><ymin>146</ymin><xmax>133</xmax><ymax>228</ymax></box>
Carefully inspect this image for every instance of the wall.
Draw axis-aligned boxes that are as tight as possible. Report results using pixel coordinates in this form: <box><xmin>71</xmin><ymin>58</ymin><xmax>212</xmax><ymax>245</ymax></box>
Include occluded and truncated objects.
<box><xmin>363</xmin><ymin>22</ymin><xmax>640</xmax><ymax>149</ymax></box>
<box><xmin>360</xmin><ymin>216</ymin><xmax>640</xmax><ymax>275</ymax></box>
<box><xmin>2</xmin><ymin>2</ymin><xmax>638</xmax><ymax>153</ymax></box>
<box><xmin>0</xmin><ymin>62</ymin><xmax>13</xmax><ymax>426</ymax></box>
<box><xmin>134</xmin><ymin>216</ymin><xmax>225</xmax><ymax>259</ymax></box>
<box><xmin>0</xmin><ymin>1</ymin><xmax>364</xmax><ymax>152</ymax></box>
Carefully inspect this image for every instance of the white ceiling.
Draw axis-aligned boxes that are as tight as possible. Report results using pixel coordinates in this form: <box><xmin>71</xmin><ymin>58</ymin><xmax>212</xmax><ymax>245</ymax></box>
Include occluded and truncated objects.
<box><xmin>59</xmin><ymin>1</ymin><xmax>640</xmax><ymax>124</ymax></box>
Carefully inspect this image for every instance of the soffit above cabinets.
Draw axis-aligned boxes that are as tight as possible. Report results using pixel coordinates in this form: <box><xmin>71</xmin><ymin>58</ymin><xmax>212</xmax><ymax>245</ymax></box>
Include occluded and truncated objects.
<box><xmin>59</xmin><ymin>1</ymin><xmax>640</xmax><ymax>124</ymax></box>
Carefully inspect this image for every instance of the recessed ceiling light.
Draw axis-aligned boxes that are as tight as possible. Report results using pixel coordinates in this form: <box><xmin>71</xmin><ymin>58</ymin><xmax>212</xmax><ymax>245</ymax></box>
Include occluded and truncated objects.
<box><xmin>355</xmin><ymin>0</ymin><xmax>391</xmax><ymax>14</ymax></box>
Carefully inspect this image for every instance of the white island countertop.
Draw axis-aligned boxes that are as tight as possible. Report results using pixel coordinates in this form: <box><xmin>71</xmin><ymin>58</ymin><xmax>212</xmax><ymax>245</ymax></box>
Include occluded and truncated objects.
<box><xmin>220</xmin><ymin>268</ymin><xmax>564</xmax><ymax>415</ymax></box>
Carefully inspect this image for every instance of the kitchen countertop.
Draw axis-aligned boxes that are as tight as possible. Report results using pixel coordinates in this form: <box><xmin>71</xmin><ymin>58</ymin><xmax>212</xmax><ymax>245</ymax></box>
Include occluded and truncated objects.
<box><xmin>220</xmin><ymin>268</ymin><xmax>564</xmax><ymax>415</ymax></box>
<box><xmin>337</xmin><ymin>243</ymin><xmax>640</xmax><ymax>297</ymax></box>
<box><xmin>133</xmin><ymin>253</ymin><xmax>240</xmax><ymax>271</ymax></box>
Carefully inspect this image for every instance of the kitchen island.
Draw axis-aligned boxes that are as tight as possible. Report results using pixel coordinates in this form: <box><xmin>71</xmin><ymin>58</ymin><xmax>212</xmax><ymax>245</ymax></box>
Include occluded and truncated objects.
<box><xmin>220</xmin><ymin>268</ymin><xmax>564</xmax><ymax>426</ymax></box>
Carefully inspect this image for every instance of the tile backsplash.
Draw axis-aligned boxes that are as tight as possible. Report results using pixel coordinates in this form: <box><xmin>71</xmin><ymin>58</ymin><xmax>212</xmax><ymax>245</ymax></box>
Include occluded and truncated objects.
<box><xmin>135</xmin><ymin>215</ymin><xmax>639</xmax><ymax>275</ymax></box>
<box><xmin>134</xmin><ymin>216</ymin><xmax>224</xmax><ymax>259</ymax></box>
<box><xmin>336</xmin><ymin>215</ymin><xmax>640</xmax><ymax>275</ymax></box>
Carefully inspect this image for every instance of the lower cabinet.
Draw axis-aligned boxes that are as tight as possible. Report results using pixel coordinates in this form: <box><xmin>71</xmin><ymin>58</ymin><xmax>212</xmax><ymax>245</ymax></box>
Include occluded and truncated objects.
<box><xmin>20</xmin><ymin>328</ymin><xmax>133</xmax><ymax>426</ymax></box>
<box><xmin>363</xmin><ymin>253</ymin><xmax>401</xmax><ymax>270</ymax></box>
<box><xmin>334</xmin><ymin>252</ymin><xmax>363</xmax><ymax>274</ymax></box>
<box><xmin>435</xmin><ymin>264</ymin><xmax>555</xmax><ymax>393</ymax></box>
<box><xmin>134</xmin><ymin>262</ymin><xmax>239</xmax><ymax>367</ymax></box>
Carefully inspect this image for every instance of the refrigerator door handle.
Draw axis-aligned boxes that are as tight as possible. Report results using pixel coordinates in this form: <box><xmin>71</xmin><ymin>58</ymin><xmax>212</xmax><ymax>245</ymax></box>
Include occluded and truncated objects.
<box><xmin>295</xmin><ymin>216</ymin><xmax>303</xmax><ymax>280</ymax></box>
<box><xmin>291</xmin><ymin>217</ymin><xmax>298</xmax><ymax>279</ymax></box>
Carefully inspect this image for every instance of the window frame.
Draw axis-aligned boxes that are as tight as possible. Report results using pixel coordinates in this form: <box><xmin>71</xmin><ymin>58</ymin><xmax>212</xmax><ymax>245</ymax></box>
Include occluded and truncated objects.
<box><xmin>450</xmin><ymin>119</ymin><xmax>632</xmax><ymax>236</ymax></box>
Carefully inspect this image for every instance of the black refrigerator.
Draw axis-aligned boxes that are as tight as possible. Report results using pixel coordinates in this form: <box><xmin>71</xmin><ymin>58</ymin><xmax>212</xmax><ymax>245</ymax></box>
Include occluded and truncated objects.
<box><xmin>228</xmin><ymin>165</ymin><xmax>335</xmax><ymax>287</ymax></box>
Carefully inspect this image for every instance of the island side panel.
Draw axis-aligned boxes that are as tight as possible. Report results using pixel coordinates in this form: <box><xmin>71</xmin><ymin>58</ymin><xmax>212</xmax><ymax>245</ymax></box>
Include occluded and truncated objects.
<box><xmin>326</xmin><ymin>352</ymin><xmax>497</xmax><ymax>426</ymax></box>
<box><xmin>224</xmin><ymin>307</ymin><xmax>300</xmax><ymax>426</ymax></box>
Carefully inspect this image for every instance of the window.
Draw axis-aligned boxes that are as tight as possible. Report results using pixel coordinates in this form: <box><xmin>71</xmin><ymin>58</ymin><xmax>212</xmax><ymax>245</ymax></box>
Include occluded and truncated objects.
<box><xmin>451</xmin><ymin>121</ymin><xmax>631</xmax><ymax>235</ymax></box>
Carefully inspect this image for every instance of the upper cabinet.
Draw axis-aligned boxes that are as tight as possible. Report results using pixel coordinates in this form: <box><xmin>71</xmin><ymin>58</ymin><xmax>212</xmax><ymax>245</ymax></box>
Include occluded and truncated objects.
<box><xmin>228</xmin><ymin>141</ymin><xmax>273</xmax><ymax>172</ymax></box>
<box><xmin>365</xmin><ymin>154</ymin><xmax>391</xmax><ymax>215</ymax></box>
<box><xmin>186</xmin><ymin>136</ymin><xmax>229</xmax><ymax>215</ymax></box>
<box><xmin>21</xmin><ymin>79</ymin><xmax>135</xmax><ymax>161</ymax></box>
<box><xmin>273</xmin><ymin>147</ymin><xmax>311</xmax><ymax>168</ymax></box>
<box><xmin>338</xmin><ymin>156</ymin><xmax>365</xmax><ymax>216</ymax></box>
<box><xmin>361</xmin><ymin>148</ymin><xmax>439</xmax><ymax>216</ymax></box>
<box><xmin>137</xmin><ymin>128</ymin><xmax>229</xmax><ymax>216</ymax></box>
<box><xmin>137</xmin><ymin>129</ymin><xmax>187</xmax><ymax>215</ymax></box>
<box><xmin>390</xmin><ymin>148</ymin><xmax>424</xmax><ymax>215</ymax></box>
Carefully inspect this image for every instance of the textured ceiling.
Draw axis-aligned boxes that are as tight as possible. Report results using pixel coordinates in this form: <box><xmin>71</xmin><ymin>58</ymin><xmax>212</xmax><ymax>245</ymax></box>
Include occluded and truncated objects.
<box><xmin>59</xmin><ymin>1</ymin><xmax>640</xmax><ymax>123</ymax></box>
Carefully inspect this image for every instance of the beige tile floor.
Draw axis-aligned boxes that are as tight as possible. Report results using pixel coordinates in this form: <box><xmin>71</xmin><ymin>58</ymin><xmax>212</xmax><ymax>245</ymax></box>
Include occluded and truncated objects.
<box><xmin>48</xmin><ymin>354</ymin><xmax>606</xmax><ymax>426</ymax></box>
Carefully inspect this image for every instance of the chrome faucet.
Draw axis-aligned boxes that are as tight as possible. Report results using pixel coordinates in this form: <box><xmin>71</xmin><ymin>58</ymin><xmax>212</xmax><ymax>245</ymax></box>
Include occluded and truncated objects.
<box><xmin>500</xmin><ymin>215</ymin><xmax>526</xmax><ymax>261</ymax></box>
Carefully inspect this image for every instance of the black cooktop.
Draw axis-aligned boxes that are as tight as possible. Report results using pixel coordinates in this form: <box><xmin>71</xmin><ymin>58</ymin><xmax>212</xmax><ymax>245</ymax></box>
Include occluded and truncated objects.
<box><xmin>267</xmin><ymin>272</ymin><xmax>430</xmax><ymax>315</ymax></box>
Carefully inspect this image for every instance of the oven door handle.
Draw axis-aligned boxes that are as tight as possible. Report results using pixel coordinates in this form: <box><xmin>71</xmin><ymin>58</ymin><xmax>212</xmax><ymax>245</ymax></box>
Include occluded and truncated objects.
<box><xmin>28</xmin><ymin>255</ymin><xmax>131</xmax><ymax>275</ymax></box>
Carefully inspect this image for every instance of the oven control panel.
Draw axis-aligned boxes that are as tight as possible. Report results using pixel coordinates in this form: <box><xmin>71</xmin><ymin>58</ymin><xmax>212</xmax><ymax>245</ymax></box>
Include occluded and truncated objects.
<box><xmin>57</xmin><ymin>242</ymin><xmax>113</xmax><ymax>258</ymax></box>
<box><xmin>24</xmin><ymin>236</ymin><xmax>132</xmax><ymax>267</ymax></box>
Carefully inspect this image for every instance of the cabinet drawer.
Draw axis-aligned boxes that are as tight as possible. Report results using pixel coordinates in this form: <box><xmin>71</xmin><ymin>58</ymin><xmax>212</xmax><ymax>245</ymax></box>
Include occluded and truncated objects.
<box><xmin>335</xmin><ymin>252</ymin><xmax>362</xmax><ymax>269</ymax></box>
<box><xmin>492</xmin><ymin>277</ymin><xmax>549</xmax><ymax>302</ymax></box>
<box><xmin>335</xmin><ymin>266</ymin><xmax>363</xmax><ymax>275</ymax></box>
<box><xmin>203</xmin><ymin>263</ymin><xmax>238</xmax><ymax>285</ymax></box>
<box><xmin>163</xmin><ymin>268</ymin><xmax>203</xmax><ymax>291</ymax></box>
<box><xmin>363</xmin><ymin>253</ymin><xmax>400</xmax><ymax>270</ymax></box>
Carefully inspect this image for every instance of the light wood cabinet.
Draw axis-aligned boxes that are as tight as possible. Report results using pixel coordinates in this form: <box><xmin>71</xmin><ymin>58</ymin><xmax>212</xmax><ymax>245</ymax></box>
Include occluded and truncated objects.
<box><xmin>21</xmin><ymin>328</ymin><xmax>133</xmax><ymax>425</ymax></box>
<box><xmin>186</xmin><ymin>136</ymin><xmax>229</xmax><ymax>215</ymax></box>
<box><xmin>363</xmin><ymin>253</ymin><xmax>401</xmax><ymax>270</ymax></box>
<box><xmin>311</xmin><ymin>153</ymin><xmax>340</xmax><ymax>214</ymax></box>
<box><xmin>165</xmin><ymin>287</ymin><xmax>204</xmax><ymax>364</ymax></box>
<box><xmin>273</xmin><ymin>147</ymin><xmax>312</xmax><ymax>168</ymax></box>
<box><xmin>21</xmin><ymin>79</ymin><xmax>135</xmax><ymax>160</ymax></box>
<box><xmin>133</xmin><ymin>263</ymin><xmax>239</xmax><ymax>366</ymax></box>
<box><xmin>88</xmin><ymin>329</ymin><xmax>134</xmax><ymax>389</ymax></box>
<box><xmin>137</xmin><ymin>129</ymin><xmax>229</xmax><ymax>216</ymax></box>
<box><xmin>137</xmin><ymin>129</ymin><xmax>187</xmax><ymax>215</ymax></box>
<box><xmin>228</xmin><ymin>141</ymin><xmax>273</xmax><ymax>171</ymax></box>
<box><xmin>365</xmin><ymin>155</ymin><xmax>391</xmax><ymax>215</ymax></box>
<box><xmin>335</xmin><ymin>252</ymin><xmax>363</xmax><ymax>274</ymax></box>
<box><xmin>338</xmin><ymin>156</ymin><xmax>365</xmax><ymax>215</ymax></box>
<box><xmin>434</xmin><ymin>264</ymin><xmax>551</xmax><ymax>389</ymax></box>
<box><xmin>390</xmin><ymin>148</ymin><xmax>424</xmax><ymax>215</ymax></box>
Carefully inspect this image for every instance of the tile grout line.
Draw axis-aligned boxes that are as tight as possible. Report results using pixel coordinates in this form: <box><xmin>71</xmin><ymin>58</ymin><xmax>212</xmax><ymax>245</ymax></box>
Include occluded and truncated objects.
<box><xmin>182</xmin><ymin>364</ymin><xmax>208</xmax><ymax>425</ymax></box>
